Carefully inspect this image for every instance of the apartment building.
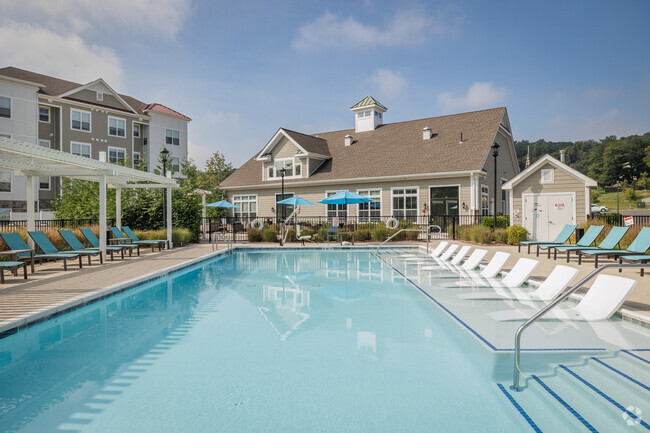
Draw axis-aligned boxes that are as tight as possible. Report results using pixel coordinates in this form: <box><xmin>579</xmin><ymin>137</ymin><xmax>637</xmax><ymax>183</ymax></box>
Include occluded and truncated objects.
<box><xmin>0</xmin><ymin>67</ymin><xmax>191</xmax><ymax>215</ymax></box>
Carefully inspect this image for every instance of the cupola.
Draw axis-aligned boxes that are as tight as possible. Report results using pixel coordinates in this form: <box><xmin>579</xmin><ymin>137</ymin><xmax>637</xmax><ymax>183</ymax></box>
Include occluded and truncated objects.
<box><xmin>350</xmin><ymin>95</ymin><xmax>387</xmax><ymax>133</ymax></box>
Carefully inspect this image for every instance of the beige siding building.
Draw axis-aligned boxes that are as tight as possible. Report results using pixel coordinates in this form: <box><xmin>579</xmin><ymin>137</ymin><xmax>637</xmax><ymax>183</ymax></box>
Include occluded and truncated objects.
<box><xmin>220</xmin><ymin>97</ymin><xmax>520</xmax><ymax>222</ymax></box>
<box><xmin>502</xmin><ymin>154</ymin><xmax>597</xmax><ymax>241</ymax></box>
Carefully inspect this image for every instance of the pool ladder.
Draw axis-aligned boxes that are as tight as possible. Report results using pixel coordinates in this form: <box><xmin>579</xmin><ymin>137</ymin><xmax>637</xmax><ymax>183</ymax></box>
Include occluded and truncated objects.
<box><xmin>376</xmin><ymin>225</ymin><xmax>441</xmax><ymax>254</ymax></box>
<box><xmin>211</xmin><ymin>231</ymin><xmax>233</xmax><ymax>254</ymax></box>
<box><xmin>512</xmin><ymin>262</ymin><xmax>650</xmax><ymax>391</ymax></box>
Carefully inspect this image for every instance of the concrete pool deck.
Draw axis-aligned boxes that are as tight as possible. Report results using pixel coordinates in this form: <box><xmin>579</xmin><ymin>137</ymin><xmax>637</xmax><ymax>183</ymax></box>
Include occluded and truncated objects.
<box><xmin>0</xmin><ymin>241</ymin><xmax>648</xmax><ymax>334</ymax></box>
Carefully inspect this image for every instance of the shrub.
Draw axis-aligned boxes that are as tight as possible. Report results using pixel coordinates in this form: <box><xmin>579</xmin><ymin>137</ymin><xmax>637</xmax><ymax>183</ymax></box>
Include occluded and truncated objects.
<box><xmin>262</xmin><ymin>228</ymin><xmax>278</xmax><ymax>242</ymax></box>
<box><xmin>471</xmin><ymin>226</ymin><xmax>494</xmax><ymax>244</ymax></box>
<box><xmin>481</xmin><ymin>215</ymin><xmax>509</xmax><ymax>229</ymax></box>
<box><xmin>371</xmin><ymin>226</ymin><xmax>389</xmax><ymax>241</ymax></box>
<box><xmin>506</xmin><ymin>225</ymin><xmax>529</xmax><ymax>245</ymax></box>
<box><xmin>406</xmin><ymin>230</ymin><xmax>420</xmax><ymax>240</ymax></box>
<box><xmin>457</xmin><ymin>225</ymin><xmax>473</xmax><ymax>241</ymax></box>
<box><xmin>494</xmin><ymin>228</ymin><xmax>508</xmax><ymax>244</ymax></box>
<box><xmin>248</xmin><ymin>229</ymin><xmax>263</xmax><ymax>242</ymax></box>
<box><xmin>284</xmin><ymin>228</ymin><xmax>297</xmax><ymax>243</ymax></box>
<box><xmin>388</xmin><ymin>228</ymin><xmax>405</xmax><ymax>241</ymax></box>
<box><xmin>135</xmin><ymin>227</ymin><xmax>193</xmax><ymax>245</ymax></box>
<box><xmin>623</xmin><ymin>187</ymin><xmax>638</xmax><ymax>202</ymax></box>
<box><xmin>317</xmin><ymin>226</ymin><xmax>328</xmax><ymax>242</ymax></box>
<box><xmin>354</xmin><ymin>229</ymin><xmax>371</xmax><ymax>241</ymax></box>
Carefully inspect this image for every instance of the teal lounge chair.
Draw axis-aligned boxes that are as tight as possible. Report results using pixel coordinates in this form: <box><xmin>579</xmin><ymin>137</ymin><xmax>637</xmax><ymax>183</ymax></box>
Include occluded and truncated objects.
<box><xmin>0</xmin><ymin>261</ymin><xmax>27</xmax><ymax>283</ymax></box>
<box><xmin>0</xmin><ymin>232</ymin><xmax>79</xmax><ymax>272</ymax></box>
<box><xmin>80</xmin><ymin>228</ymin><xmax>139</xmax><ymax>257</ymax></box>
<box><xmin>59</xmin><ymin>229</ymin><xmax>123</xmax><ymax>261</ymax></box>
<box><xmin>518</xmin><ymin>224</ymin><xmax>577</xmax><ymax>254</ymax></box>
<box><xmin>565</xmin><ymin>226</ymin><xmax>629</xmax><ymax>264</ymax></box>
<box><xmin>122</xmin><ymin>226</ymin><xmax>168</xmax><ymax>251</ymax></box>
<box><xmin>536</xmin><ymin>225</ymin><xmax>604</xmax><ymax>260</ymax></box>
<box><xmin>109</xmin><ymin>227</ymin><xmax>159</xmax><ymax>253</ymax></box>
<box><xmin>28</xmin><ymin>231</ymin><xmax>96</xmax><ymax>266</ymax></box>
<box><xmin>580</xmin><ymin>226</ymin><xmax>650</xmax><ymax>268</ymax></box>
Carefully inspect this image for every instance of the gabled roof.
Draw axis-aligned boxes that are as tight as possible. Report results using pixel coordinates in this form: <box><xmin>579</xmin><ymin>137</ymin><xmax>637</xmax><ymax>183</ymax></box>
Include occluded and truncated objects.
<box><xmin>256</xmin><ymin>128</ymin><xmax>330</xmax><ymax>160</ymax></box>
<box><xmin>501</xmin><ymin>154</ymin><xmax>597</xmax><ymax>190</ymax></box>
<box><xmin>221</xmin><ymin>107</ymin><xmax>506</xmax><ymax>189</ymax></box>
<box><xmin>58</xmin><ymin>77</ymin><xmax>138</xmax><ymax>114</ymax></box>
<box><xmin>144</xmin><ymin>103</ymin><xmax>192</xmax><ymax>121</ymax></box>
<box><xmin>350</xmin><ymin>95</ymin><xmax>387</xmax><ymax>111</ymax></box>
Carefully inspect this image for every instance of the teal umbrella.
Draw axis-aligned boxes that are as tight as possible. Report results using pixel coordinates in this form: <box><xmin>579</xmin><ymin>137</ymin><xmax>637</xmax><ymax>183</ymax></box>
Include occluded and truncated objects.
<box><xmin>276</xmin><ymin>196</ymin><xmax>316</xmax><ymax>206</ymax></box>
<box><xmin>319</xmin><ymin>190</ymin><xmax>372</xmax><ymax>205</ymax></box>
<box><xmin>206</xmin><ymin>200</ymin><xmax>239</xmax><ymax>208</ymax></box>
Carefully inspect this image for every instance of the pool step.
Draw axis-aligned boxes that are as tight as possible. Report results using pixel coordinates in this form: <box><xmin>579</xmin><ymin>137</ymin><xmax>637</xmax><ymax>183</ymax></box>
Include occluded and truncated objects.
<box><xmin>498</xmin><ymin>350</ymin><xmax>650</xmax><ymax>432</ymax></box>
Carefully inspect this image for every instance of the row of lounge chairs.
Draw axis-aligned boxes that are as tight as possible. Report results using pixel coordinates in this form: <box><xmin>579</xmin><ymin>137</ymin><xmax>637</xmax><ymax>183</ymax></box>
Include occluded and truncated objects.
<box><xmin>400</xmin><ymin>240</ymin><xmax>638</xmax><ymax>321</ymax></box>
<box><xmin>0</xmin><ymin>227</ymin><xmax>168</xmax><ymax>283</ymax></box>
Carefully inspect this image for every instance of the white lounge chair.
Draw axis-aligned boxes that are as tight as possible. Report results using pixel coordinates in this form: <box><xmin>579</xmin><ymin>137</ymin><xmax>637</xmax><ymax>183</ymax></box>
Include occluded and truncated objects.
<box><xmin>488</xmin><ymin>274</ymin><xmax>637</xmax><ymax>321</ymax></box>
<box><xmin>450</xmin><ymin>245</ymin><xmax>471</xmax><ymax>265</ymax></box>
<box><xmin>439</xmin><ymin>244</ymin><xmax>459</xmax><ymax>261</ymax></box>
<box><xmin>451</xmin><ymin>256</ymin><xmax>537</xmax><ymax>288</ymax></box>
<box><xmin>421</xmin><ymin>246</ymin><xmax>474</xmax><ymax>271</ymax></box>
<box><xmin>429</xmin><ymin>241</ymin><xmax>449</xmax><ymax>258</ymax></box>
<box><xmin>458</xmin><ymin>265</ymin><xmax>579</xmax><ymax>301</ymax></box>
<box><xmin>433</xmin><ymin>251</ymin><xmax>510</xmax><ymax>284</ymax></box>
<box><xmin>403</xmin><ymin>241</ymin><xmax>451</xmax><ymax>262</ymax></box>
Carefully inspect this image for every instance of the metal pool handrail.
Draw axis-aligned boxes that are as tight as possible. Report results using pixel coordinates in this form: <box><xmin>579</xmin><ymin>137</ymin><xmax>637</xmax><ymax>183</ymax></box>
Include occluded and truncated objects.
<box><xmin>211</xmin><ymin>231</ymin><xmax>232</xmax><ymax>253</ymax></box>
<box><xmin>512</xmin><ymin>262</ymin><xmax>650</xmax><ymax>391</ymax></box>
<box><xmin>376</xmin><ymin>225</ymin><xmax>441</xmax><ymax>254</ymax></box>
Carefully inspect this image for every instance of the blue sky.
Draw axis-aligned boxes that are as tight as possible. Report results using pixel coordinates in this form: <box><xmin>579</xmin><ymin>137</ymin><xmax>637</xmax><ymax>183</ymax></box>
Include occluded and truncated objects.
<box><xmin>1</xmin><ymin>0</ymin><xmax>648</xmax><ymax>168</ymax></box>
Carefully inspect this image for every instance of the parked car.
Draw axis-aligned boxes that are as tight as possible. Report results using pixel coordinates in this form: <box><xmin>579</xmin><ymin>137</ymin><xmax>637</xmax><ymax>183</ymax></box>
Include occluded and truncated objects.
<box><xmin>591</xmin><ymin>204</ymin><xmax>608</xmax><ymax>213</ymax></box>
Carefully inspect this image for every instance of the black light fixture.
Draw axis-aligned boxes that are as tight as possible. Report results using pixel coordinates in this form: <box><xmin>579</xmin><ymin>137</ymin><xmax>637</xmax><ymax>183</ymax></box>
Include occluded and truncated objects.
<box><xmin>160</xmin><ymin>147</ymin><xmax>170</xmax><ymax>224</ymax></box>
<box><xmin>491</xmin><ymin>142</ymin><xmax>500</xmax><ymax>231</ymax></box>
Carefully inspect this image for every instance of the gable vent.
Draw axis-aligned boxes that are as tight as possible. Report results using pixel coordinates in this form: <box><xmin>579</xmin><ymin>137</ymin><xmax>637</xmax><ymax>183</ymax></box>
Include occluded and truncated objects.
<box><xmin>423</xmin><ymin>127</ymin><xmax>432</xmax><ymax>140</ymax></box>
<box><xmin>345</xmin><ymin>134</ymin><xmax>353</xmax><ymax>146</ymax></box>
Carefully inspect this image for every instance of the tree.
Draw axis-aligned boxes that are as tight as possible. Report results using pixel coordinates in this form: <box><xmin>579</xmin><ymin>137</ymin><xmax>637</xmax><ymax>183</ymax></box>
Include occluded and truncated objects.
<box><xmin>196</xmin><ymin>152</ymin><xmax>234</xmax><ymax>218</ymax></box>
<box><xmin>54</xmin><ymin>179</ymin><xmax>116</xmax><ymax>220</ymax></box>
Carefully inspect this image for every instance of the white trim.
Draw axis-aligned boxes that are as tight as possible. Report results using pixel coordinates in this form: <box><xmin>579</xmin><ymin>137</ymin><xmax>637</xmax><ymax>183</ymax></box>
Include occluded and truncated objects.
<box><xmin>521</xmin><ymin>191</ymin><xmax>577</xmax><ymax>233</ymax></box>
<box><xmin>502</xmin><ymin>154</ymin><xmax>597</xmax><ymax>190</ymax></box>
<box><xmin>0</xmin><ymin>94</ymin><xmax>11</xmax><ymax>119</ymax></box>
<box><xmin>390</xmin><ymin>186</ymin><xmax>419</xmax><ymax>218</ymax></box>
<box><xmin>40</xmin><ymin>95</ymin><xmax>149</xmax><ymax>120</ymax></box>
<box><xmin>356</xmin><ymin>187</ymin><xmax>382</xmax><ymax>219</ymax></box>
<box><xmin>38</xmin><ymin>106</ymin><xmax>50</xmax><ymax>123</ymax></box>
<box><xmin>107</xmin><ymin>115</ymin><xmax>127</xmax><ymax>138</ymax></box>
<box><xmin>500</xmin><ymin>177</ymin><xmax>509</xmax><ymax>214</ymax></box>
<box><xmin>585</xmin><ymin>187</ymin><xmax>590</xmax><ymax>219</ymax></box>
<box><xmin>70</xmin><ymin>108</ymin><xmax>92</xmax><ymax>133</ymax></box>
<box><xmin>107</xmin><ymin>146</ymin><xmax>127</xmax><ymax>164</ymax></box>
<box><xmin>133</xmin><ymin>123</ymin><xmax>140</xmax><ymax>137</ymax></box>
<box><xmin>480</xmin><ymin>184</ymin><xmax>490</xmax><ymax>215</ymax></box>
<box><xmin>58</xmin><ymin>78</ymin><xmax>138</xmax><ymax>115</ymax></box>
<box><xmin>509</xmin><ymin>190</ymin><xmax>514</xmax><ymax>225</ymax></box>
<box><xmin>256</xmin><ymin>128</ymin><xmax>309</xmax><ymax>160</ymax></box>
<box><xmin>70</xmin><ymin>141</ymin><xmax>92</xmax><ymax>158</ymax></box>
<box><xmin>38</xmin><ymin>139</ymin><xmax>51</xmax><ymax>149</ymax></box>
<box><xmin>428</xmin><ymin>184</ymin><xmax>461</xmax><ymax>215</ymax></box>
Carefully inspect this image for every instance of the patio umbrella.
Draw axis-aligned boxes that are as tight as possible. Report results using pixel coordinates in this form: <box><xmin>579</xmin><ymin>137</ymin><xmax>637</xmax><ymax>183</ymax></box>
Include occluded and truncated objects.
<box><xmin>206</xmin><ymin>200</ymin><xmax>239</xmax><ymax>208</ymax></box>
<box><xmin>276</xmin><ymin>196</ymin><xmax>316</xmax><ymax>206</ymax></box>
<box><xmin>318</xmin><ymin>190</ymin><xmax>372</xmax><ymax>205</ymax></box>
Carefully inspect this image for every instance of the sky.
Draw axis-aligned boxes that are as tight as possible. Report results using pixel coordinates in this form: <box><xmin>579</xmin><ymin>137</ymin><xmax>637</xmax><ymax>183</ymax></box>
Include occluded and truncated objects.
<box><xmin>0</xmin><ymin>0</ymin><xmax>649</xmax><ymax>168</ymax></box>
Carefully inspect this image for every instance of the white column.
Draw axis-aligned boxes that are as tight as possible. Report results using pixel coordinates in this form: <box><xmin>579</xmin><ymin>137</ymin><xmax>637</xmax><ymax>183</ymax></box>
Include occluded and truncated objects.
<box><xmin>99</xmin><ymin>175</ymin><xmax>107</xmax><ymax>258</ymax></box>
<box><xmin>25</xmin><ymin>175</ymin><xmax>37</xmax><ymax>248</ymax></box>
<box><xmin>469</xmin><ymin>173</ymin><xmax>476</xmax><ymax>214</ymax></box>
<box><xmin>166</xmin><ymin>186</ymin><xmax>173</xmax><ymax>249</ymax></box>
<box><xmin>115</xmin><ymin>186</ymin><xmax>122</xmax><ymax>228</ymax></box>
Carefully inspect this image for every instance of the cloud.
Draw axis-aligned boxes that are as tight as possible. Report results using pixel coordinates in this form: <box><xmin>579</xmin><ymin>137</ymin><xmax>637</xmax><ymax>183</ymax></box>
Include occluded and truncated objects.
<box><xmin>581</xmin><ymin>87</ymin><xmax>619</xmax><ymax>102</ymax></box>
<box><xmin>292</xmin><ymin>6</ymin><xmax>461</xmax><ymax>51</ymax></box>
<box><xmin>0</xmin><ymin>0</ymin><xmax>193</xmax><ymax>39</ymax></box>
<box><xmin>437</xmin><ymin>82</ymin><xmax>507</xmax><ymax>111</ymax></box>
<box><xmin>370</xmin><ymin>69</ymin><xmax>407</xmax><ymax>97</ymax></box>
<box><xmin>546</xmin><ymin>108</ymin><xmax>644</xmax><ymax>141</ymax></box>
<box><xmin>0</xmin><ymin>21</ymin><xmax>123</xmax><ymax>87</ymax></box>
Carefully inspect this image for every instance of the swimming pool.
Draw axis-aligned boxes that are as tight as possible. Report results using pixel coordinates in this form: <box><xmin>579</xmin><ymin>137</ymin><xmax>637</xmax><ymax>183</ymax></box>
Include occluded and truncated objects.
<box><xmin>0</xmin><ymin>248</ymin><xmax>648</xmax><ymax>432</ymax></box>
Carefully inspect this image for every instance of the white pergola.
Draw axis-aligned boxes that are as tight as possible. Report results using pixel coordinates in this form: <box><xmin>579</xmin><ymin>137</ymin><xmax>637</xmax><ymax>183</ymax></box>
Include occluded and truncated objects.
<box><xmin>0</xmin><ymin>137</ymin><xmax>178</xmax><ymax>257</ymax></box>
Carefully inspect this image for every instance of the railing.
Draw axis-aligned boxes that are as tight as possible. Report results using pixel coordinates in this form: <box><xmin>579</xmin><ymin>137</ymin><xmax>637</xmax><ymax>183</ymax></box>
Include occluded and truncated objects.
<box><xmin>587</xmin><ymin>213</ymin><xmax>650</xmax><ymax>227</ymax></box>
<box><xmin>376</xmin><ymin>225</ymin><xmax>441</xmax><ymax>254</ymax></box>
<box><xmin>512</xmin><ymin>263</ymin><xmax>650</xmax><ymax>391</ymax></box>
<box><xmin>211</xmin><ymin>231</ymin><xmax>232</xmax><ymax>253</ymax></box>
<box><xmin>0</xmin><ymin>218</ymin><xmax>117</xmax><ymax>230</ymax></box>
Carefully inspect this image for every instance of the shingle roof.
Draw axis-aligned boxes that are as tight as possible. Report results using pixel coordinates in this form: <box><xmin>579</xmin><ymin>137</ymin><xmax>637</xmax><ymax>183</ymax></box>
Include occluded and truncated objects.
<box><xmin>221</xmin><ymin>107</ymin><xmax>506</xmax><ymax>188</ymax></box>
<box><xmin>144</xmin><ymin>103</ymin><xmax>192</xmax><ymax>121</ymax></box>
<box><xmin>350</xmin><ymin>95</ymin><xmax>387</xmax><ymax>111</ymax></box>
<box><xmin>282</xmin><ymin>128</ymin><xmax>330</xmax><ymax>157</ymax></box>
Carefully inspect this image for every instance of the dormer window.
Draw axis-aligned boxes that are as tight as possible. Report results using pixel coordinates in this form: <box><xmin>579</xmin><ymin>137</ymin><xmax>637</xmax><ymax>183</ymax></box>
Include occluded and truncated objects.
<box><xmin>357</xmin><ymin>110</ymin><xmax>372</xmax><ymax>118</ymax></box>
<box><xmin>267</xmin><ymin>158</ymin><xmax>302</xmax><ymax>179</ymax></box>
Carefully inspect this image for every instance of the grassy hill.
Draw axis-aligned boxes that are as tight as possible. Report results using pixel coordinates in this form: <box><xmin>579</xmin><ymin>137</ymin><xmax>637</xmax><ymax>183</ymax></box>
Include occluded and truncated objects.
<box><xmin>594</xmin><ymin>190</ymin><xmax>650</xmax><ymax>211</ymax></box>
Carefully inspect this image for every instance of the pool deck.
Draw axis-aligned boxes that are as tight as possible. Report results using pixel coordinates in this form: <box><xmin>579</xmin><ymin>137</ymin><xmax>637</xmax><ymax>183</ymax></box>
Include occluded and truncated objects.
<box><xmin>0</xmin><ymin>241</ymin><xmax>649</xmax><ymax>334</ymax></box>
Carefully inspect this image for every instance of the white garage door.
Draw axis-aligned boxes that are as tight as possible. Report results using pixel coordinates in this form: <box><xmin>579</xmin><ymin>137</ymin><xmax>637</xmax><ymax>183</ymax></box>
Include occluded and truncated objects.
<box><xmin>523</xmin><ymin>193</ymin><xmax>575</xmax><ymax>241</ymax></box>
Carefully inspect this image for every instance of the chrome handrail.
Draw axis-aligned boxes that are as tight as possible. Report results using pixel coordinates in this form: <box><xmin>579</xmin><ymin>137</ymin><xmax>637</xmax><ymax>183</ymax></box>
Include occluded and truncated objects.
<box><xmin>512</xmin><ymin>262</ymin><xmax>650</xmax><ymax>391</ymax></box>
<box><xmin>211</xmin><ymin>231</ymin><xmax>232</xmax><ymax>253</ymax></box>
<box><xmin>376</xmin><ymin>225</ymin><xmax>442</xmax><ymax>254</ymax></box>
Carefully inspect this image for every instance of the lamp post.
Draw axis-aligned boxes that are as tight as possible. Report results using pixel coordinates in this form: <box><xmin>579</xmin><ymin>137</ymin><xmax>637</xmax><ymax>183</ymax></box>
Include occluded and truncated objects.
<box><xmin>160</xmin><ymin>147</ymin><xmax>170</xmax><ymax>224</ymax></box>
<box><xmin>280</xmin><ymin>167</ymin><xmax>286</xmax><ymax>222</ymax></box>
<box><xmin>491</xmin><ymin>141</ymin><xmax>500</xmax><ymax>231</ymax></box>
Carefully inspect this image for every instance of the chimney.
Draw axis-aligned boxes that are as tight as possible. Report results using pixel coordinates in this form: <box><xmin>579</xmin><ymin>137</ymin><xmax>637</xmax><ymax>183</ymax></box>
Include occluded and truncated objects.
<box><xmin>345</xmin><ymin>134</ymin><xmax>353</xmax><ymax>146</ymax></box>
<box><xmin>422</xmin><ymin>127</ymin><xmax>432</xmax><ymax>140</ymax></box>
<box><xmin>459</xmin><ymin>132</ymin><xmax>464</xmax><ymax>144</ymax></box>
<box><xmin>560</xmin><ymin>149</ymin><xmax>566</xmax><ymax>163</ymax></box>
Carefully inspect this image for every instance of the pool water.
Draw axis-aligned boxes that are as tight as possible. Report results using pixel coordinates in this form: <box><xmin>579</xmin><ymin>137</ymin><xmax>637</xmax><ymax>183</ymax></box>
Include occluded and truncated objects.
<box><xmin>0</xmin><ymin>249</ymin><xmax>648</xmax><ymax>432</ymax></box>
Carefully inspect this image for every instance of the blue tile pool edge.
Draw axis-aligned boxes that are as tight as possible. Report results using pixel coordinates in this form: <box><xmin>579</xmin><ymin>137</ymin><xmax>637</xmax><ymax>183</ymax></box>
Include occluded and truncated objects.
<box><xmin>0</xmin><ymin>248</ymin><xmax>232</xmax><ymax>339</ymax></box>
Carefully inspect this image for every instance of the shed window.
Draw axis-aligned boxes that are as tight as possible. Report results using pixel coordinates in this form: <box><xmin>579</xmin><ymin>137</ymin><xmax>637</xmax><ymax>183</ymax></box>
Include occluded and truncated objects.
<box><xmin>541</xmin><ymin>169</ymin><xmax>555</xmax><ymax>184</ymax></box>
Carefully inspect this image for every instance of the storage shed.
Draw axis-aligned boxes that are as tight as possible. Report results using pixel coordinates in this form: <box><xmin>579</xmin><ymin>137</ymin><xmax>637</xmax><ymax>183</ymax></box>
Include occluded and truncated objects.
<box><xmin>502</xmin><ymin>154</ymin><xmax>597</xmax><ymax>241</ymax></box>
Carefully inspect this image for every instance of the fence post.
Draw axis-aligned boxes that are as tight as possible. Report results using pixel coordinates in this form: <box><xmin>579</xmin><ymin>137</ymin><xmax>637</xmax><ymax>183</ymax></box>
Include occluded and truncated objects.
<box><xmin>452</xmin><ymin>215</ymin><xmax>456</xmax><ymax>240</ymax></box>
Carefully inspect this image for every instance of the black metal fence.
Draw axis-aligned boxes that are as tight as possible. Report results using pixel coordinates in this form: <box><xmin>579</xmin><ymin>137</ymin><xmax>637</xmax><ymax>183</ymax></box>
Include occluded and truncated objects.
<box><xmin>587</xmin><ymin>213</ymin><xmax>650</xmax><ymax>227</ymax></box>
<box><xmin>0</xmin><ymin>218</ymin><xmax>117</xmax><ymax>231</ymax></box>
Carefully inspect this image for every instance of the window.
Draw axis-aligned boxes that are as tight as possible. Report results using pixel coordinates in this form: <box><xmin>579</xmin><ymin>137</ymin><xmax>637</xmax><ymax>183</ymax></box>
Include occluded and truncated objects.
<box><xmin>108</xmin><ymin>117</ymin><xmax>126</xmax><ymax>137</ymax></box>
<box><xmin>133</xmin><ymin>124</ymin><xmax>140</xmax><ymax>137</ymax></box>
<box><xmin>71</xmin><ymin>142</ymin><xmax>91</xmax><ymax>158</ymax></box>
<box><xmin>267</xmin><ymin>159</ymin><xmax>300</xmax><ymax>179</ymax></box>
<box><xmin>541</xmin><ymin>169</ymin><xmax>555</xmax><ymax>184</ymax></box>
<box><xmin>39</xmin><ymin>107</ymin><xmax>50</xmax><ymax>123</ymax></box>
<box><xmin>357</xmin><ymin>110</ymin><xmax>372</xmax><ymax>118</ymax></box>
<box><xmin>501</xmin><ymin>179</ymin><xmax>508</xmax><ymax>215</ymax></box>
<box><xmin>481</xmin><ymin>185</ymin><xmax>489</xmax><ymax>216</ymax></box>
<box><xmin>275</xmin><ymin>193</ymin><xmax>294</xmax><ymax>219</ymax></box>
<box><xmin>96</xmin><ymin>92</ymin><xmax>103</xmax><ymax>101</ymax></box>
<box><xmin>39</xmin><ymin>140</ymin><xmax>50</xmax><ymax>148</ymax></box>
<box><xmin>358</xmin><ymin>189</ymin><xmax>381</xmax><ymax>221</ymax></box>
<box><xmin>133</xmin><ymin>152</ymin><xmax>141</xmax><ymax>165</ymax></box>
<box><xmin>0</xmin><ymin>96</ymin><xmax>10</xmax><ymax>118</ymax></box>
<box><xmin>171</xmin><ymin>157</ymin><xmax>180</xmax><ymax>173</ymax></box>
<box><xmin>108</xmin><ymin>147</ymin><xmax>126</xmax><ymax>165</ymax></box>
<box><xmin>0</xmin><ymin>171</ymin><xmax>11</xmax><ymax>192</ymax></box>
<box><xmin>71</xmin><ymin>109</ymin><xmax>91</xmax><ymax>132</ymax></box>
<box><xmin>0</xmin><ymin>134</ymin><xmax>9</xmax><ymax>139</ymax></box>
<box><xmin>392</xmin><ymin>188</ymin><xmax>418</xmax><ymax>219</ymax></box>
<box><xmin>233</xmin><ymin>195</ymin><xmax>257</xmax><ymax>219</ymax></box>
<box><xmin>326</xmin><ymin>191</ymin><xmax>347</xmax><ymax>220</ymax></box>
<box><xmin>39</xmin><ymin>176</ymin><xmax>50</xmax><ymax>190</ymax></box>
<box><xmin>165</xmin><ymin>129</ymin><xmax>180</xmax><ymax>146</ymax></box>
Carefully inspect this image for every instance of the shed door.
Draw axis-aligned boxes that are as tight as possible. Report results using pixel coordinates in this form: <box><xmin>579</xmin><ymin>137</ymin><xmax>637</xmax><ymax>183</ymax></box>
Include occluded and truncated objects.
<box><xmin>523</xmin><ymin>194</ymin><xmax>575</xmax><ymax>241</ymax></box>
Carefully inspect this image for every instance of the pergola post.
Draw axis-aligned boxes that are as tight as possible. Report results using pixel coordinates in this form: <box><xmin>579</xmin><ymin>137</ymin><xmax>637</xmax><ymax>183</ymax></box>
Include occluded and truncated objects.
<box><xmin>25</xmin><ymin>175</ymin><xmax>37</xmax><ymax>248</ymax></box>
<box><xmin>99</xmin><ymin>175</ymin><xmax>107</xmax><ymax>257</ymax></box>
<box><xmin>202</xmin><ymin>193</ymin><xmax>207</xmax><ymax>241</ymax></box>
<box><xmin>166</xmin><ymin>186</ymin><xmax>173</xmax><ymax>249</ymax></box>
<box><xmin>115</xmin><ymin>186</ymin><xmax>122</xmax><ymax>228</ymax></box>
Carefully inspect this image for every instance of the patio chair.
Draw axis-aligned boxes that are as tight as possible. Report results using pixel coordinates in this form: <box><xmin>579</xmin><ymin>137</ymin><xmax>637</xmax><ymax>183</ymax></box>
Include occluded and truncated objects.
<box><xmin>110</xmin><ymin>227</ymin><xmax>159</xmax><ymax>253</ymax></box>
<box><xmin>580</xmin><ymin>226</ymin><xmax>650</xmax><ymax>268</ymax></box>
<box><xmin>487</xmin><ymin>274</ymin><xmax>637</xmax><ymax>321</ymax></box>
<box><xmin>451</xmin><ymin>257</ymin><xmax>539</xmax><ymax>289</ymax></box>
<box><xmin>0</xmin><ymin>232</ymin><xmax>79</xmax><ymax>272</ymax></box>
<box><xmin>450</xmin><ymin>245</ymin><xmax>472</xmax><ymax>265</ymax></box>
<box><xmin>296</xmin><ymin>225</ymin><xmax>314</xmax><ymax>246</ymax></box>
<box><xmin>326</xmin><ymin>226</ymin><xmax>339</xmax><ymax>243</ymax></box>
<box><xmin>536</xmin><ymin>225</ymin><xmax>604</xmax><ymax>259</ymax></box>
<box><xmin>28</xmin><ymin>230</ymin><xmax>98</xmax><ymax>266</ymax></box>
<box><xmin>568</xmin><ymin>226</ymin><xmax>629</xmax><ymax>264</ymax></box>
<box><xmin>59</xmin><ymin>229</ymin><xmax>122</xmax><ymax>261</ymax></box>
<box><xmin>121</xmin><ymin>226</ymin><xmax>168</xmax><ymax>251</ymax></box>
<box><xmin>404</xmin><ymin>241</ymin><xmax>451</xmax><ymax>262</ymax></box>
<box><xmin>0</xmin><ymin>261</ymin><xmax>27</xmax><ymax>283</ymax></box>
<box><xmin>430</xmin><ymin>241</ymin><xmax>449</xmax><ymax>258</ymax></box>
<box><xmin>459</xmin><ymin>265</ymin><xmax>579</xmax><ymax>301</ymax></box>
<box><xmin>438</xmin><ymin>244</ymin><xmax>459</xmax><ymax>261</ymax></box>
<box><xmin>421</xmin><ymin>249</ymin><xmax>488</xmax><ymax>279</ymax></box>
<box><xmin>435</xmin><ymin>251</ymin><xmax>511</xmax><ymax>285</ymax></box>
<box><xmin>518</xmin><ymin>224</ymin><xmax>577</xmax><ymax>254</ymax></box>
<box><xmin>80</xmin><ymin>228</ymin><xmax>140</xmax><ymax>257</ymax></box>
